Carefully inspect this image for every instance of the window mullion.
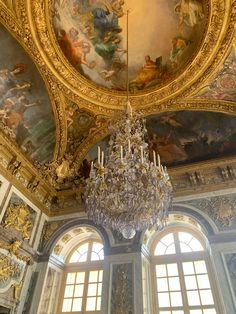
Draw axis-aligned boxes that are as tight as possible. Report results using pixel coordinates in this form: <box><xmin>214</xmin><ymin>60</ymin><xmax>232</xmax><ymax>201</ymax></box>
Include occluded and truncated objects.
<box><xmin>178</xmin><ymin>260</ymin><xmax>189</xmax><ymax>314</ymax></box>
<box><xmin>82</xmin><ymin>270</ymin><xmax>89</xmax><ymax>312</ymax></box>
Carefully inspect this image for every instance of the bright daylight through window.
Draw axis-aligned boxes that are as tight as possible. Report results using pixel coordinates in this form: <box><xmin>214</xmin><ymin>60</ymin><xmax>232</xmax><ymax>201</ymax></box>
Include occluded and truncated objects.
<box><xmin>152</xmin><ymin>229</ymin><xmax>218</xmax><ymax>314</ymax></box>
<box><xmin>60</xmin><ymin>241</ymin><xmax>104</xmax><ymax>313</ymax></box>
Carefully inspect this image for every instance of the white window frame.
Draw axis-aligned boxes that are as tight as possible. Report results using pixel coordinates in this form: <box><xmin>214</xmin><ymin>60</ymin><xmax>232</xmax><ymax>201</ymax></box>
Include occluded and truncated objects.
<box><xmin>151</xmin><ymin>227</ymin><xmax>223</xmax><ymax>314</ymax></box>
<box><xmin>57</xmin><ymin>239</ymin><xmax>104</xmax><ymax>314</ymax></box>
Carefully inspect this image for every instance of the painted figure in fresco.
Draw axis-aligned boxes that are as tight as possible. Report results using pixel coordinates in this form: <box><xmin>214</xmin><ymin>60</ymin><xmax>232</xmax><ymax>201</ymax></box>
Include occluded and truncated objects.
<box><xmin>148</xmin><ymin>133</ymin><xmax>188</xmax><ymax>164</ymax></box>
<box><xmin>58</xmin><ymin>28</ymin><xmax>96</xmax><ymax>69</ymax></box>
<box><xmin>130</xmin><ymin>55</ymin><xmax>162</xmax><ymax>89</ymax></box>
<box><xmin>175</xmin><ymin>0</ymin><xmax>204</xmax><ymax>30</ymax></box>
<box><xmin>94</xmin><ymin>32</ymin><xmax>125</xmax><ymax>62</ymax></box>
<box><xmin>0</xmin><ymin>64</ymin><xmax>27</xmax><ymax>100</ymax></box>
<box><xmin>91</xmin><ymin>0</ymin><xmax>122</xmax><ymax>37</ymax></box>
<box><xmin>170</xmin><ymin>37</ymin><xmax>188</xmax><ymax>67</ymax></box>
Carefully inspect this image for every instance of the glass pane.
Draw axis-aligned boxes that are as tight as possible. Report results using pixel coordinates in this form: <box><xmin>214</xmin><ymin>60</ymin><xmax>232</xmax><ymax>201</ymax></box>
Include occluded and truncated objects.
<box><xmin>91</xmin><ymin>252</ymin><xmax>100</xmax><ymax>261</ymax></box>
<box><xmin>200</xmin><ymin>289</ymin><xmax>214</xmax><ymax>305</ymax></box>
<box><xmin>78</xmin><ymin>242</ymin><xmax>89</xmax><ymax>254</ymax></box>
<box><xmin>99</xmin><ymin>270</ymin><xmax>103</xmax><ymax>282</ymax></box>
<box><xmin>194</xmin><ymin>261</ymin><xmax>207</xmax><ymax>274</ymax></box>
<box><xmin>158</xmin><ymin>292</ymin><xmax>170</xmax><ymax>307</ymax></box>
<box><xmin>170</xmin><ymin>291</ymin><xmax>183</xmax><ymax>306</ymax></box>
<box><xmin>96</xmin><ymin>296</ymin><xmax>101</xmax><ymax>310</ymax></box>
<box><xmin>88</xmin><ymin>283</ymin><xmax>97</xmax><ymax>296</ymax></box>
<box><xmin>168</xmin><ymin>277</ymin><xmax>180</xmax><ymax>291</ymax></box>
<box><xmin>190</xmin><ymin>310</ymin><xmax>202</xmax><ymax>314</ymax></box>
<box><xmin>157</xmin><ymin>278</ymin><xmax>168</xmax><ymax>292</ymax></box>
<box><xmin>185</xmin><ymin>275</ymin><xmax>197</xmax><ymax>290</ymax></box>
<box><xmin>86</xmin><ymin>297</ymin><xmax>96</xmax><ymax>311</ymax></box>
<box><xmin>183</xmin><ymin>262</ymin><xmax>194</xmax><ymax>275</ymax></box>
<box><xmin>76</xmin><ymin>272</ymin><xmax>85</xmax><ymax>284</ymax></box>
<box><xmin>155</xmin><ymin>242</ymin><xmax>167</xmax><ymax>256</ymax></box>
<box><xmin>99</xmin><ymin>251</ymin><xmax>104</xmax><ymax>260</ymax></box>
<box><xmin>78</xmin><ymin>252</ymin><xmax>88</xmax><ymax>262</ymax></box>
<box><xmin>156</xmin><ymin>264</ymin><xmax>167</xmax><ymax>277</ymax></box>
<box><xmin>179</xmin><ymin>232</ymin><xmax>193</xmax><ymax>243</ymax></box>
<box><xmin>161</xmin><ymin>233</ymin><xmax>174</xmax><ymax>246</ymax></box>
<box><xmin>203</xmin><ymin>309</ymin><xmax>216</xmax><ymax>314</ymax></box>
<box><xmin>64</xmin><ymin>285</ymin><xmax>74</xmax><ymax>298</ymax></box>
<box><xmin>69</xmin><ymin>251</ymin><xmax>80</xmax><ymax>263</ymax></box>
<box><xmin>187</xmin><ymin>290</ymin><xmax>201</xmax><ymax>306</ymax></box>
<box><xmin>62</xmin><ymin>298</ymin><xmax>72</xmax><ymax>312</ymax></box>
<box><xmin>180</xmin><ymin>242</ymin><xmax>192</xmax><ymax>253</ymax></box>
<box><xmin>173</xmin><ymin>311</ymin><xmax>184</xmax><ymax>314</ymax></box>
<box><xmin>72</xmin><ymin>298</ymin><xmax>82</xmax><ymax>312</ymax></box>
<box><xmin>167</xmin><ymin>263</ymin><xmax>178</xmax><ymax>276</ymax></box>
<box><xmin>74</xmin><ymin>285</ymin><xmax>84</xmax><ymax>297</ymax></box>
<box><xmin>189</xmin><ymin>238</ymin><xmax>204</xmax><ymax>251</ymax></box>
<box><xmin>92</xmin><ymin>242</ymin><xmax>103</xmax><ymax>253</ymax></box>
<box><xmin>66</xmin><ymin>273</ymin><xmax>76</xmax><ymax>284</ymax></box>
<box><xmin>197</xmin><ymin>274</ymin><xmax>210</xmax><ymax>289</ymax></box>
<box><xmin>160</xmin><ymin>312</ymin><xmax>171</xmax><ymax>314</ymax></box>
<box><xmin>97</xmin><ymin>283</ymin><xmax>102</xmax><ymax>295</ymax></box>
<box><xmin>89</xmin><ymin>271</ymin><xmax>98</xmax><ymax>282</ymax></box>
<box><xmin>165</xmin><ymin>243</ymin><xmax>176</xmax><ymax>255</ymax></box>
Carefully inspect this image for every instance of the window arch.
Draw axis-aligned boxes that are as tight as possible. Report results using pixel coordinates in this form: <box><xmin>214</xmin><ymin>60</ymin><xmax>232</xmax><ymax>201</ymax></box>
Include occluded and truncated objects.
<box><xmin>59</xmin><ymin>239</ymin><xmax>104</xmax><ymax>313</ymax></box>
<box><xmin>151</xmin><ymin>227</ymin><xmax>220</xmax><ymax>314</ymax></box>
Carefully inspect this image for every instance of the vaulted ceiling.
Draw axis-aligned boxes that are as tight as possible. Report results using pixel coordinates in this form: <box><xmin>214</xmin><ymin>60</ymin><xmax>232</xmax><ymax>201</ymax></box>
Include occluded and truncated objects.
<box><xmin>0</xmin><ymin>0</ymin><xmax>235</xmax><ymax>215</ymax></box>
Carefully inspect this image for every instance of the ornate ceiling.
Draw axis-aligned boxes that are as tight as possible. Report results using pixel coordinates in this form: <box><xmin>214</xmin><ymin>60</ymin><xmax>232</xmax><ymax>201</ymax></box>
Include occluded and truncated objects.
<box><xmin>0</xmin><ymin>0</ymin><xmax>235</xmax><ymax>215</ymax></box>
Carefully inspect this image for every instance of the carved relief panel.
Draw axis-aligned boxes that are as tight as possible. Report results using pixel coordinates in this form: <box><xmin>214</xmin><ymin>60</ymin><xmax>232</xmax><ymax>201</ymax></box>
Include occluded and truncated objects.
<box><xmin>1</xmin><ymin>192</ymin><xmax>37</xmax><ymax>242</ymax></box>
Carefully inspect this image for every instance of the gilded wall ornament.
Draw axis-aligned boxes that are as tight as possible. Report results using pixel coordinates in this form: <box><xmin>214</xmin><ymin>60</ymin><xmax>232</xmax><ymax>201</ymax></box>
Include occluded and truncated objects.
<box><xmin>0</xmin><ymin>240</ymin><xmax>31</xmax><ymax>264</ymax></box>
<box><xmin>41</xmin><ymin>221</ymin><xmax>61</xmax><ymax>243</ymax></box>
<box><xmin>183</xmin><ymin>194</ymin><xmax>236</xmax><ymax>228</ymax></box>
<box><xmin>3</xmin><ymin>202</ymin><xmax>35</xmax><ymax>240</ymax></box>
<box><xmin>111</xmin><ymin>263</ymin><xmax>133</xmax><ymax>314</ymax></box>
<box><xmin>0</xmin><ymin>254</ymin><xmax>21</xmax><ymax>285</ymax></box>
<box><xmin>209</xmin><ymin>197</ymin><xmax>236</xmax><ymax>227</ymax></box>
<box><xmin>53</xmin><ymin>244</ymin><xmax>62</xmax><ymax>255</ymax></box>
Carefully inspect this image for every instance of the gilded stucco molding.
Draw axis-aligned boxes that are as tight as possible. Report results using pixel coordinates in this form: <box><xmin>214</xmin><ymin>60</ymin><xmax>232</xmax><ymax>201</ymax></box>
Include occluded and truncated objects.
<box><xmin>0</xmin><ymin>138</ymin><xmax>56</xmax><ymax>213</ymax></box>
<box><xmin>28</xmin><ymin>0</ymin><xmax>234</xmax><ymax>114</ymax></box>
<box><xmin>137</xmin><ymin>98</ymin><xmax>236</xmax><ymax>117</ymax></box>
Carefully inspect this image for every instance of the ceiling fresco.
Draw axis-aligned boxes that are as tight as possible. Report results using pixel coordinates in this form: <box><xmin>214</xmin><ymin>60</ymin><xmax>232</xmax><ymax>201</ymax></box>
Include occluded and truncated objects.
<box><xmin>0</xmin><ymin>25</ymin><xmax>56</xmax><ymax>163</ymax></box>
<box><xmin>195</xmin><ymin>48</ymin><xmax>236</xmax><ymax>102</ymax></box>
<box><xmin>145</xmin><ymin>111</ymin><xmax>236</xmax><ymax>167</ymax></box>
<box><xmin>0</xmin><ymin>0</ymin><xmax>235</xmax><ymax>213</ymax></box>
<box><xmin>79</xmin><ymin>110</ymin><xmax>236</xmax><ymax>179</ymax></box>
<box><xmin>52</xmin><ymin>0</ymin><xmax>209</xmax><ymax>91</ymax></box>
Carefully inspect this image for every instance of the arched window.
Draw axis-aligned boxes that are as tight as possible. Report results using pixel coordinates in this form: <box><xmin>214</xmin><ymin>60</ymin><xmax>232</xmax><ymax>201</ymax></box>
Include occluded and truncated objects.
<box><xmin>59</xmin><ymin>239</ymin><xmax>104</xmax><ymax>313</ymax></box>
<box><xmin>151</xmin><ymin>228</ymin><xmax>220</xmax><ymax>314</ymax></box>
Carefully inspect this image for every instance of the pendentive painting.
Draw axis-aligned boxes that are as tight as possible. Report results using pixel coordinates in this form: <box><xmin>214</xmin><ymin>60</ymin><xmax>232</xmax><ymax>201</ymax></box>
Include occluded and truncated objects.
<box><xmin>146</xmin><ymin>111</ymin><xmax>236</xmax><ymax>167</ymax></box>
<box><xmin>0</xmin><ymin>25</ymin><xmax>56</xmax><ymax>162</ymax></box>
<box><xmin>79</xmin><ymin>111</ymin><xmax>236</xmax><ymax>179</ymax></box>
<box><xmin>52</xmin><ymin>0</ymin><xmax>209</xmax><ymax>91</ymax></box>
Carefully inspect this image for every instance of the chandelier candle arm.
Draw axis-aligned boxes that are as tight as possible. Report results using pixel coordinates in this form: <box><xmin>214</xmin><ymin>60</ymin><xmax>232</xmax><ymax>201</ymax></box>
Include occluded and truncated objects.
<box><xmin>140</xmin><ymin>146</ymin><xmax>144</xmax><ymax>163</ymax></box>
<box><xmin>98</xmin><ymin>146</ymin><xmax>101</xmax><ymax>165</ymax></box>
<box><xmin>128</xmin><ymin>140</ymin><xmax>131</xmax><ymax>153</ymax></box>
<box><xmin>158</xmin><ymin>153</ymin><xmax>161</xmax><ymax>169</ymax></box>
<box><xmin>101</xmin><ymin>151</ymin><xmax>104</xmax><ymax>167</ymax></box>
<box><xmin>153</xmin><ymin>150</ymin><xmax>156</xmax><ymax>167</ymax></box>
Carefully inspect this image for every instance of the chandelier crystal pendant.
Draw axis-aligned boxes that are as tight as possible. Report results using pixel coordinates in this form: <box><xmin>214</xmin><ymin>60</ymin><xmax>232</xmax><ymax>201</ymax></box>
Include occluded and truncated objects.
<box><xmin>85</xmin><ymin>102</ymin><xmax>173</xmax><ymax>239</ymax></box>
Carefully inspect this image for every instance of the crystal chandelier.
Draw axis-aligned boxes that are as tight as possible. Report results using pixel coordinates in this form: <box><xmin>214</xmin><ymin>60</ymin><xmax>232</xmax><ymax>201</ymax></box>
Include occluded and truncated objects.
<box><xmin>85</xmin><ymin>102</ymin><xmax>172</xmax><ymax>239</ymax></box>
<box><xmin>85</xmin><ymin>10</ymin><xmax>172</xmax><ymax>239</ymax></box>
